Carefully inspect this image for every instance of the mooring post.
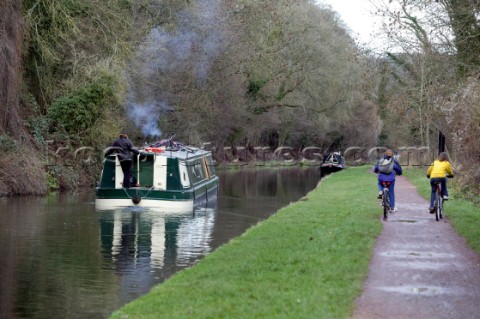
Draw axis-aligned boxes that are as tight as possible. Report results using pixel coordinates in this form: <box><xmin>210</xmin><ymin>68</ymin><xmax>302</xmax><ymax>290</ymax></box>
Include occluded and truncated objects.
<box><xmin>438</xmin><ymin>131</ymin><xmax>445</xmax><ymax>155</ymax></box>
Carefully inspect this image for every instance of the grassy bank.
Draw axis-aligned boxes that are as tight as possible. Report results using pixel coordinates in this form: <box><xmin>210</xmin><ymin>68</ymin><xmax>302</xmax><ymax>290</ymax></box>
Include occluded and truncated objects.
<box><xmin>403</xmin><ymin>168</ymin><xmax>480</xmax><ymax>254</ymax></box>
<box><xmin>110</xmin><ymin>167</ymin><xmax>382</xmax><ymax>319</ymax></box>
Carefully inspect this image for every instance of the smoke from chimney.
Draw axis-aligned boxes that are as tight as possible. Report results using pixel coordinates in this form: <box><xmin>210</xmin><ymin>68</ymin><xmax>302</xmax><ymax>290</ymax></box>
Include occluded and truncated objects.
<box><xmin>126</xmin><ymin>0</ymin><xmax>227</xmax><ymax>138</ymax></box>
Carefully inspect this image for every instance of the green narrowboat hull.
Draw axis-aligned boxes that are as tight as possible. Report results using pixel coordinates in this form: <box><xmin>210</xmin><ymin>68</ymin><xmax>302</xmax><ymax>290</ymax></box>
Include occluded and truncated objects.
<box><xmin>95</xmin><ymin>144</ymin><xmax>219</xmax><ymax>212</ymax></box>
<box><xmin>95</xmin><ymin>177</ymin><xmax>218</xmax><ymax>211</ymax></box>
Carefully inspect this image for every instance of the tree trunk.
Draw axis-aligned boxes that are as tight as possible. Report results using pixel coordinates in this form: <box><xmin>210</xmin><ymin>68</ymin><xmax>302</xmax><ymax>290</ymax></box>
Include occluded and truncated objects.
<box><xmin>0</xmin><ymin>0</ymin><xmax>25</xmax><ymax>139</ymax></box>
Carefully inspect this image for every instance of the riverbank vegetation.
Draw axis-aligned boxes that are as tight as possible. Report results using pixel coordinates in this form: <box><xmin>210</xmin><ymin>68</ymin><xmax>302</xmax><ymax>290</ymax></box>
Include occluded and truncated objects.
<box><xmin>110</xmin><ymin>167</ymin><xmax>382</xmax><ymax>319</ymax></box>
<box><xmin>0</xmin><ymin>0</ymin><xmax>479</xmax><ymax>198</ymax></box>
<box><xmin>370</xmin><ymin>0</ymin><xmax>480</xmax><ymax>199</ymax></box>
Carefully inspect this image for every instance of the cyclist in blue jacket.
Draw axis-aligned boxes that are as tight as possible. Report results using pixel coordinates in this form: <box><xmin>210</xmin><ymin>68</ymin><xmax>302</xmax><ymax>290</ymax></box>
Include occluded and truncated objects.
<box><xmin>374</xmin><ymin>149</ymin><xmax>403</xmax><ymax>212</ymax></box>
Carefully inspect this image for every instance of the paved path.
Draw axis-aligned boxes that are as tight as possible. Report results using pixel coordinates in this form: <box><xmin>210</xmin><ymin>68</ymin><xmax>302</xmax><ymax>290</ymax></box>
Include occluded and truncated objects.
<box><xmin>351</xmin><ymin>176</ymin><xmax>480</xmax><ymax>319</ymax></box>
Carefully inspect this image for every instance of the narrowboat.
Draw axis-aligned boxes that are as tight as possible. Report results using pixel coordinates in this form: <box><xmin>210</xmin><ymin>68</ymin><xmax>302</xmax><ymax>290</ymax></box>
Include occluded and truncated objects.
<box><xmin>319</xmin><ymin>151</ymin><xmax>346</xmax><ymax>176</ymax></box>
<box><xmin>95</xmin><ymin>140</ymin><xmax>219</xmax><ymax>211</ymax></box>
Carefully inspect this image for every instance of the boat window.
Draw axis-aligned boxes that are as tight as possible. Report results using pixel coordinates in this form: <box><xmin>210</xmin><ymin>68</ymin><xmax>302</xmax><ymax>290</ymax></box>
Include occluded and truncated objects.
<box><xmin>187</xmin><ymin>159</ymin><xmax>207</xmax><ymax>184</ymax></box>
<box><xmin>205</xmin><ymin>155</ymin><xmax>216</xmax><ymax>177</ymax></box>
<box><xmin>202</xmin><ymin>157</ymin><xmax>209</xmax><ymax>179</ymax></box>
<box><xmin>179</xmin><ymin>161</ymin><xmax>190</xmax><ymax>188</ymax></box>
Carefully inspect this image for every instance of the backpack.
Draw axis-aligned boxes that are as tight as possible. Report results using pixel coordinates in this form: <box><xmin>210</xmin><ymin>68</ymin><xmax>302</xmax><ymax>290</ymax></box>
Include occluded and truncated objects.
<box><xmin>378</xmin><ymin>157</ymin><xmax>394</xmax><ymax>174</ymax></box>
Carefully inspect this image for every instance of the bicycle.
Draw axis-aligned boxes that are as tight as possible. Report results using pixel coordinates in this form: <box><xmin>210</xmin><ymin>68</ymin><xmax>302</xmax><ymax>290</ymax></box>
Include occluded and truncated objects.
<box><xmin>432</xmin><ymin>181</ymin><xmax>444</xmax><ymax>221</ymax></box>
<box><xmin>431</xmin><ymin>175</ymin><xmax>453</xmax><ymax>221</ymax></box>
<box><xmin>380</xmin><ymin>181</ymin><xmax>391</xmax><ymax>220</ymax></box>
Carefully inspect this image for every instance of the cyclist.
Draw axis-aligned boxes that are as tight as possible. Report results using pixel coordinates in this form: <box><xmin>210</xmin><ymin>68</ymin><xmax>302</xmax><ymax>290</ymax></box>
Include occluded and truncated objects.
<box><xmin>427</xmin><ymin>152</ymin><xmax>454</xmax><ymax>214</ymax></box>
<box><xmin>374</xmin><ymin>149</ymin><xmax>403</xmax><ymax>212</ymax></box>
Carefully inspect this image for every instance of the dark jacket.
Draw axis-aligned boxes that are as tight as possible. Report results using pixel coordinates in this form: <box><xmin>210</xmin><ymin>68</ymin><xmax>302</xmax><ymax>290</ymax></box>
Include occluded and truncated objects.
<box><xmin>374</xmin><ymin>156</ymin><xmax>402</xmax><ymax>182</ymax></box>
<box><xmin>107</xmin><ymin>136</ymin><xmax>139</xmax><ymax>161</ymax></box>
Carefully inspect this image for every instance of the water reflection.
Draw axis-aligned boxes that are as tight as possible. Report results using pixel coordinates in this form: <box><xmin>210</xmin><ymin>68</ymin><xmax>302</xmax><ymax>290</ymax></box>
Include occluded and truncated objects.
<box><xmin>0</xmin><ymin>167</ymin><xmax>320</xmax><ymax>319</ymax></box>
<box><xmin>99</xmin><ymin>207</ymin><xmax>216</xmax><ymax>270</ymax></box>
<box><xmin>97</xmin><ymin>207</ymin><xmax>216</xmax><ymax>305</ymax></box>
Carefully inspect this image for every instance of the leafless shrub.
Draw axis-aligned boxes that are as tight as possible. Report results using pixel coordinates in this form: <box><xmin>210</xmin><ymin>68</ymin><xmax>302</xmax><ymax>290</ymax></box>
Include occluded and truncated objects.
<box><xmin>444</xmin><ymin>74</ymin><xmax>480</xmax><ymax>198</ymax></box>
<box><xmin>0</xmin><ymin>150</ymin><xmax>48</xmax><ymax>196</ymax></box>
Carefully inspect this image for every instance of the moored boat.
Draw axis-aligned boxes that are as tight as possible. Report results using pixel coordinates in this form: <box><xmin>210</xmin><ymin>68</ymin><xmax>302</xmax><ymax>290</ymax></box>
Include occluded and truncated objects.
<box><xmin>95</xmin><ymin>140</ymin><xmax>218</xmax><ymax>211</ymax></box>
<box><xmin>320</xmin><ymin>151</ymin><xmax>346</xmax><ymax>175</ymax></box>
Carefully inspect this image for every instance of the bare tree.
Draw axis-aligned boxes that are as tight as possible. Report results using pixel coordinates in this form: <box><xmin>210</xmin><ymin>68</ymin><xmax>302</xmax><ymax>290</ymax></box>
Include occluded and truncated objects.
<box><xmin>371</xmin><ymin>0</ymin><xmax>480</xmax><ymax>195</ymax></box>
<box><xmin>129</xmin><ymin>0</ymin><xmax>374</xmax><ymax>152</ymax></box>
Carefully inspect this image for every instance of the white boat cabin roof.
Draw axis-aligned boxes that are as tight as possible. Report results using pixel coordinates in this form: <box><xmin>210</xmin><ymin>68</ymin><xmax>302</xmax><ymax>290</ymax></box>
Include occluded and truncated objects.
<box><xmin>139</xmin><ymin>146</ymin><xmax>212</xmax><ymax>161</ymax></box>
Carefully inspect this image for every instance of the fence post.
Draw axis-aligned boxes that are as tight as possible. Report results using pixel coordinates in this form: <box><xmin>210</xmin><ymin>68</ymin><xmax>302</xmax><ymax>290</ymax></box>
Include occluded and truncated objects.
<box><xmin>438</xmin><ymin>131</ymin><xmax>445</xmax><ymax>155</ymax></box>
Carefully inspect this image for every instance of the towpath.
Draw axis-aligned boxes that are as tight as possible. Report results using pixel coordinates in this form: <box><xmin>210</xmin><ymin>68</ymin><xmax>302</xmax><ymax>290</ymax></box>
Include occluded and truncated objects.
<box><xmin>351</xmin><ymin>175</ymin><xmax>480</xmax><ymax>319</ymax></box>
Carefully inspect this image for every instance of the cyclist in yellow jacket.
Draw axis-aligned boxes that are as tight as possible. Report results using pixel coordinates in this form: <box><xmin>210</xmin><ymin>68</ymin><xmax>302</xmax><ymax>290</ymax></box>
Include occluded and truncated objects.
<box><xmin>427</xmin><ymin>152</ymin><xmax>454</xmax><ymax>213</ymax></box>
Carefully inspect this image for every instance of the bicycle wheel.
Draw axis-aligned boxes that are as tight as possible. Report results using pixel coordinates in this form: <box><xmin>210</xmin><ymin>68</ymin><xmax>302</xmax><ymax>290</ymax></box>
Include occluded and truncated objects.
<box><xmin>439</xmin><ymin>199</ymin><xmax>444</xmax><ymax>219</ymax></box>
<box><xmin>383</xmin><ymin>188</ymin><xmax>389</xmax><ymax>220</ymax></box>
<box><xmin>435</xmin><ymin>191</ymin><xmax>441</xmax><ymax>221</ymax></box>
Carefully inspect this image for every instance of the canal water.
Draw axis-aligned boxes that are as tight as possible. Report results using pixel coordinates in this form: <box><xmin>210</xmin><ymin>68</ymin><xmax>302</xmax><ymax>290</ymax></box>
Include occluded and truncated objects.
<box><xmin>0</xmin><ymin>167</ymin><xmax>321</xmax><ymax>319</ymax></box>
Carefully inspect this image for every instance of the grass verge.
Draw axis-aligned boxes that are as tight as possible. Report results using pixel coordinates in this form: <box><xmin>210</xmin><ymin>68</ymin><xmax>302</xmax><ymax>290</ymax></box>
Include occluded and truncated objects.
<box><xmin>403</xmin><ymin>168</ymin><xmax>480</xmax><ymax>254</ymax></box>
<box><xmin>110</xmin><ymin>166</ymin><xmax>382</xmax><ymax>319</ymax></box>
